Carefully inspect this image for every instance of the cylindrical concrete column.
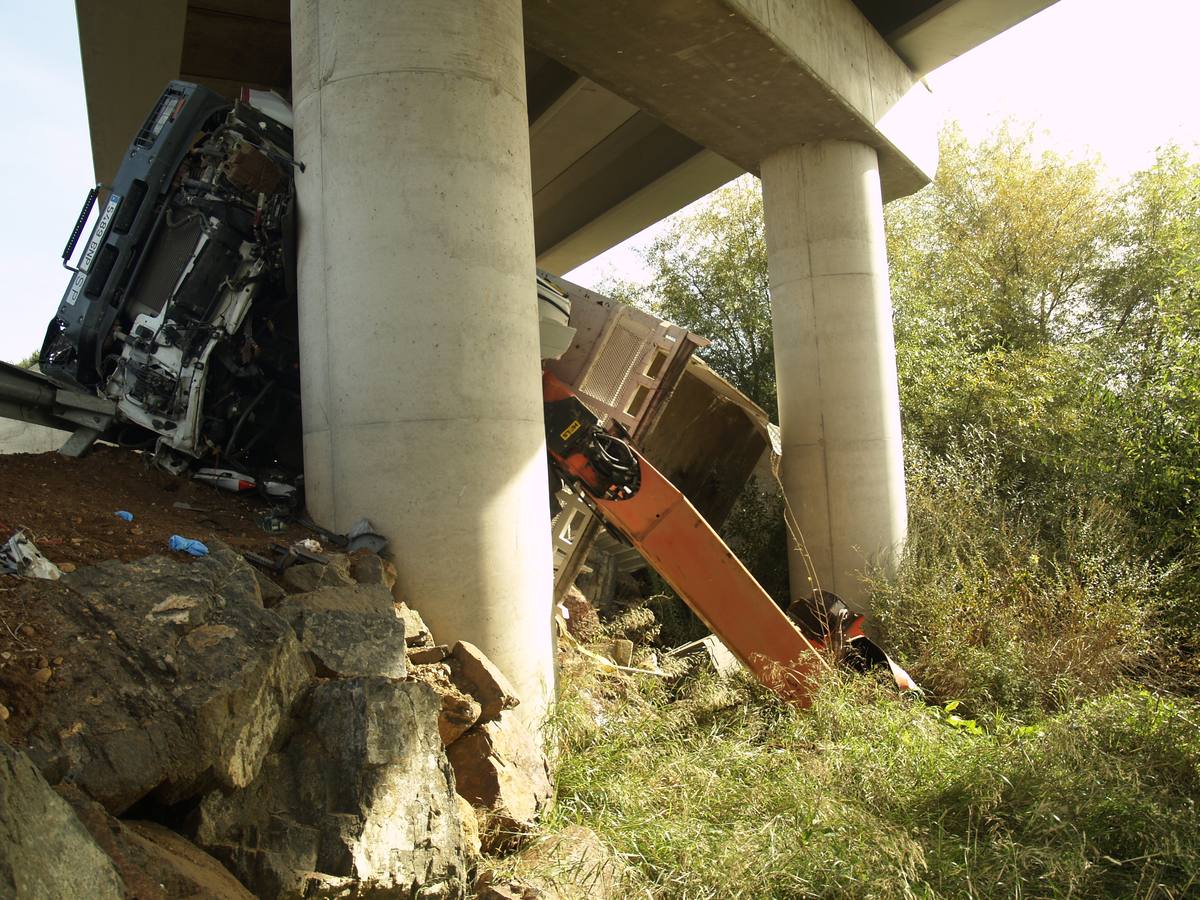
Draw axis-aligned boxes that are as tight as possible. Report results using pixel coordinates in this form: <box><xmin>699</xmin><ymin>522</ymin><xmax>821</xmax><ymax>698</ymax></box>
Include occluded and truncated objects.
<box><xmin>292</xmin><ymin>0</ymin><xmax>555</xmax><ymax>722</ymax></box>
<box><xmin>759</xmin><ymin>141</ymin><xmax>907</xmax><ymax>617</ymax></box>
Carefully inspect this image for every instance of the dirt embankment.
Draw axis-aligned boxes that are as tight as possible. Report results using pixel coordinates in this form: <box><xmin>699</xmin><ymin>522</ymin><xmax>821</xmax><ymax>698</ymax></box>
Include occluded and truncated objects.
<box><xmin>0</xmin><ymin>446</ymin><xmax>309</xmax><ymax>733</ymax></box>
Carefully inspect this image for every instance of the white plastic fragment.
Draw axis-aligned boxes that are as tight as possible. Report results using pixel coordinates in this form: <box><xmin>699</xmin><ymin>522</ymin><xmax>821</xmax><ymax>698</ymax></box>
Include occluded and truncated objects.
<box><xmin>1</xmin><ymin>532</ymin><xmax>63</xmax><ymax>580</ymax></box>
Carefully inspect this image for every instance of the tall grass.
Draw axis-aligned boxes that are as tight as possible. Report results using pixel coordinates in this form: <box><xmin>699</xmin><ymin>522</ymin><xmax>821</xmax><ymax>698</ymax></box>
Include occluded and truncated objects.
<box><xmin>870</xmin><ymin>444</ymin><xmax>1164</xmax><ymax>717</ymax></box>
<box><xmin>539</xmin><ymin>668</ymin><xmax>1200</xmax><ymax>899</ymax></box>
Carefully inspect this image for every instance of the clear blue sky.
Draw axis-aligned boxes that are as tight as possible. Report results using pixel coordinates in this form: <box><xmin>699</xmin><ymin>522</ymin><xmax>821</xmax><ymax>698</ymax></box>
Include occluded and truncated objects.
<box><xmin>2</xmin><ymin>0</ymin><xmax>1198</xmax><ymax>362</ymax></box>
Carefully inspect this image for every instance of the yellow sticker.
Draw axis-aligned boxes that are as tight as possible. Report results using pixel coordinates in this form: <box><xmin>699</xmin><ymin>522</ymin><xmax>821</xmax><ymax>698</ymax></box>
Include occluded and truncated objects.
<box><xmin>560</xmin><ymin>420</ymin><xmax>582</xmax><ymax>442</ymax></box>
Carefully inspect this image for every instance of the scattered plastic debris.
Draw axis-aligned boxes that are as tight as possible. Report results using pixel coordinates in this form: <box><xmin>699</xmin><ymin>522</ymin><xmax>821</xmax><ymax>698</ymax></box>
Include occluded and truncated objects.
<box><xmin>193</xmin><ymin>467</ymin><xmax>298</xmax><ymax>502</ymax></box>
<box><xmin>297</xmin><ymin>538</ymin><xmax>323</xmax><ymax>554</ymax></box>
<box><xmin>1</xmin><ymin>531</ymin><xmax>63</xmax><ymax>580</ymax></box>
<box><xmin>114</xmin><ymin>510</ymin><xmax>134</xmax><ymax>522</ymax></box>
<box><xmin>257</xmin><ymin>513</ymin><xmax>288</xmax><ymax>534</ymax></box>
<box><xmin>168</xmin><ymin>535</ymin><xmax>210</xmax><ymax>557</ymax></box>
<box><xmin>194</xmin><ymin>468</ymin><xmax>256</xmax><ymax>492</ymax></box>
<box><xmin>347</xmin><ymin>518</ymin><xmax>387</xmax><ymax>555</ymax></box>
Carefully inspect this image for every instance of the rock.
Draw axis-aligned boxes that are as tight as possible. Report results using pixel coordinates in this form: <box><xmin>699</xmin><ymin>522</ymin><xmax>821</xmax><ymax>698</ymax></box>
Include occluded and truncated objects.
<box><xmin>446</xmin><ymin>712</ymin><xmax>553</xmax><ymax>852</ymax></box>
<box><xmin>347</xmin><ymin>550</ymin><xmax>397</xmax><ymax>591</ymax></box>
<box><xmin>440</xmin><ymin>690</ymin><xmax>483</xmax><ymax>746</ymax></box>
<box><xmin>396</xmin><ymin>602</ymin><xmax>434</xmax><ymax>647</ymax></box>
<box><xmin>449</xmin><ymin>641</ymin><xmax>519</xmax><ymax>723</ymax></box>
<box><xmin>519</xmin><ymin>825</ymin><xmax>627</xmax><ymax>900</ymax></box>
<box><xmin>18</xmin><ymin>625</ymin><xmax>34</xmax><ymax>638</ymax></box>
<box><xmin>275</xmin><ymin>587</ymin><xmax>406</xmax><ymax>679</ymax></box>
<box><xmin>280</xmin><ymin>561</ymin><xmax>353</xmax><ymax>595</ymax></box>
<box><xmin>609</xmin><ymin>639</ymin><xmax>634</xmax><ymax>668</ymax></box>
<box><xmin>58</xmin><ymin>562</ymin><xmax>77</xmax><ymax>574</ymax></box>
<box><xmin>252</xmin><ymin>569</ymin><xmax>287</xmax><ymax>606</ymax></box>
<box><xmin>559</xmin><ymin>586</ymin><xmax>602</xmax><ymax>643</ymax></box>
<box><xmin>457</xmin><ymin>794</ymin><xmax>482</xmax><ymax>864</ymax></box>
<box><xmin>408</xmin><ymin>660</ymin><xmax>482</xmax><ymax>745</ymax></box>
<box><xmin>194</xmin><ymin>678</ymin><xmax>467</xmax><ymax>899</ymax></box>
<box><xmin>473</xmin><ymin>870</ymin><xmax>542</xmax><ymax>900</ymax></box>
<box><xmin>0</xmin><ymin>741</ymin><xmax>123</xmax><ymax>899</ymax></box>
<box><xmin>55</xmin><ymin>783</ymin><xmax>253</xmax><ymax>899</ymax></box>
<box><xmin>16</xmin><ymin>548</ymin><xmax>311</xmax><ymax>813</ymax></box>
<box><xmin>0</xmin><ymin>704</ymin><xmax>8</xmax><ymax>721</ymax></box>
<box><xmin>32</xmin><ymin>667</ymin><xmax>52</xmax><ymax>684</ymax></box>
<box><xmin>277</xmin><ymin>582</ymin><xmax>395</xmax><ymax>617</ymax></box>
<box><xmin>408</xmin><ymin>644</ymin><xmax>450</xmax><ymax>665</ymax></box>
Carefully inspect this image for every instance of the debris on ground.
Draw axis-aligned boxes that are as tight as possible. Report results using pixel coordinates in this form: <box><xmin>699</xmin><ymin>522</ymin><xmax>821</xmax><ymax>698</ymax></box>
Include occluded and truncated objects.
<box><xmin>558</xmin><ymin>585</ymin><xmax>602</xmax><ymax>643</ymax></box>
<box><xmin>666</xmin><ymin>634</ymin><xmax>743</xmax><ymax>679</ymax></box>
<box><xmin>167</xmin><ymin>534</ymin><xmax>209</xmax><ymax>556</ymax></box>
<box><xmin>0</xmin><ymin>532</ymin><xmax>61</xmax><ymax>580</ymax></box>
<box><xmin>0</xmin><ymin>446</ymin><xmax>309</xmax><ymax>569</ymax></box>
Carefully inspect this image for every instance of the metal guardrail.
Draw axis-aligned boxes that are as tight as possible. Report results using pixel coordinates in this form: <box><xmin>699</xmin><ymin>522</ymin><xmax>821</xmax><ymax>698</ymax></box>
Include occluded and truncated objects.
<box><xmin>0</xmin><ymin>361</ymin><xmax>116</xmax><ymax>456</ymax></box>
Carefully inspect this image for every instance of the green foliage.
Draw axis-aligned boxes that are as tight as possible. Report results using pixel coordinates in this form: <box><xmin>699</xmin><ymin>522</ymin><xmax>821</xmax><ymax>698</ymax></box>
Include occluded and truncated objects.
<box><xmin>542</xmin><ymin>669</ymin><xmax>1200</xmax><ymax>898</ymax></box>
<box><xmin>16</xmin><ymin>350</ymin><xmax>39</xmax><ymax>369</ymax></box>
<box><xmin>1098</xmin><ymin>147</ymin><xmax>1200</xmax><ymax>558</ymax></box>
<box><xmin>888</xmin><ymin>123</ymin><xmax>1119</xmax><ymax>351</ymax></box>
<box><xmin>886</xmin><ymin>131</ymin><xmax>1200</xmax><ymax>656</ymax></box>
<box><xmin>871</xmin><ymin>443</ymin><xmax>1162</xmax><ymax>716</ymax></box>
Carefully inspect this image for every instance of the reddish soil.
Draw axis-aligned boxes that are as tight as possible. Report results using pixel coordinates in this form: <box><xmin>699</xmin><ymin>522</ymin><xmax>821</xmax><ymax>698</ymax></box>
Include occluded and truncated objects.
<box><xmin>0</xmin><ymin>445</ymin><xmax>310</xmax><ymax>734</ymax></box>
<box><xmin>0</xmin><ymin>444</ymin><xmax>307</xmax><ymax>568</ymax></box>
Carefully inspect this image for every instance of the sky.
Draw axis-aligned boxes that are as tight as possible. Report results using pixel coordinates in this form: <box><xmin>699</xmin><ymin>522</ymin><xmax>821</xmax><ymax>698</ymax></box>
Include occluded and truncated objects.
<box><xmin>1</xmin><ymin>0</ymin><xmax>1198</xmax><ymax>363</ymax></box>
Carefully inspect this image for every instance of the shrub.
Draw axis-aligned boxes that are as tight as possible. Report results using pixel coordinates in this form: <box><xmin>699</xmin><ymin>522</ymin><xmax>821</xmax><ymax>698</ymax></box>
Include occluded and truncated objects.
<box><xmin>870</xmin><ymin>444</ymin><xmax>1161</xmax><ymax>717</ymax></box>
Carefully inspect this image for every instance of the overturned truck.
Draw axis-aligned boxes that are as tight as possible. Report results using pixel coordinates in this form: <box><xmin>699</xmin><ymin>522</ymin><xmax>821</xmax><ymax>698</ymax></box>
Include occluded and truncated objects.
<box><xmin>23</xmin><ymin>81</ymin><xmax>912</xmax><ymax>703</ymax></box>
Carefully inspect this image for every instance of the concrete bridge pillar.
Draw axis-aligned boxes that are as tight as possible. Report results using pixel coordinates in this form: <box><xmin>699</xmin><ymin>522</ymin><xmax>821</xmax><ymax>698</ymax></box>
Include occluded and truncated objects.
<box><xmin>760</xmin><ymin>141</ymin><xmax>907</xmax><ymax>617</ymax></box>
<box><xmin>291</xmin><ymin>0</ymin><xmax>555</xmax><ymax>722</ymax></box>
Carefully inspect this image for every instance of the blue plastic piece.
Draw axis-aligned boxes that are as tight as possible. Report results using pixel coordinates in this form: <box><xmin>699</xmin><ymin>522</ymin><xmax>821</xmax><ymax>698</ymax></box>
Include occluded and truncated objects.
<box><xmin>114</xmin><ymin>510</ymin><xmax>134</xmax><ymax>522</ymax></box>
<box><xmin>168</xmin><ymin>535</ymin><xmax>209</xmax><ymax>557</ymax></box>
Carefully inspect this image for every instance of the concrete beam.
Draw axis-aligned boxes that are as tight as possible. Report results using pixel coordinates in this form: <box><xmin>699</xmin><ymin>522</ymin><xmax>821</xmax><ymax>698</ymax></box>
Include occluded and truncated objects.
<box><xmin>76</xmin><ymin>0</ymin><xmax>188</xmax><ymax>184</ymax></box>
<box><xmin>523</xmin><ymin>0</ymin><xmax>936</xmax><ymax>200</ymax></box>
<box><xmin>889</xmin><ymin>0</ymin><xmax>1060</xmax><ymax>76</ymax></box>
<box><xmin>761</xmin><ymin>141</ymin><xmax>907</xmax><ymax>615</ymax></box>
<box><xmin>537</xmin><ymin>149</ymin><xmax>742</xmax><ymax>275</ymax></box>
<box><xmin>180</xmin><ymin>4</ymin><xmax>290</xmax><ymax>93</ymax></box>
<box><xmin>293</xmin><ymin>0</ymin><xmax>556</xmax><ymax>724</ymax></box>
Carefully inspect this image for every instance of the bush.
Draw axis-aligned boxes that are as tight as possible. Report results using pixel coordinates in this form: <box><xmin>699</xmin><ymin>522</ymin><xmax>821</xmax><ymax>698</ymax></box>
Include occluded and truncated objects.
<box><xmin>870</xmin><ymin>444</ymin><xmax>1162</xmax><ymax>717</ymax></box>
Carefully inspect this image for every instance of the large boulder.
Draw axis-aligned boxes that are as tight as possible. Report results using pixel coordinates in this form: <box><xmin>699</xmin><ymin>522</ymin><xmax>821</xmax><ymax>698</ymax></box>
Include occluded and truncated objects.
<box><xmin>194</xmin><ymin>678</ymin><xmax>467</xmax><ymax>899</ymax></box>
<box><xmin>281</xmin><ymin>560</ymin><xmax>355</xmax><ymax>594</ymax></box>
<box><xmin>446</xmin><ymin>712</ymin><xmax>553</xmax><ymax>852</ymax></box>
<box><xmin>0</xmin><ymin>740</ymin><xmax>123</xmax><ymax>899</ymax></box>
<box><xmin>56</xmin><ymin>782</ymin><xmax>254</xmax><ymax>899</ymax></box>
<box><xmin>10</xmin><ymin>548</ymin><xmax>311</xmax><ymax>812</ymax></box>
<box><xmin>275</xmin><ymin>585</ymin><xmax>407</xmax><ymax>679</ymax></box>
<box><xmin>448</xmin><ymin>641</ymin><xmax>519</xmax><ymax>723</ymax></box>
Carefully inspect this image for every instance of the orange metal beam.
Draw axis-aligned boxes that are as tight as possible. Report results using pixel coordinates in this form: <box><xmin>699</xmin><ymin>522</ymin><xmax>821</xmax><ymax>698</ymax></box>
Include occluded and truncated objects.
<box><xmin>593</xmin><ymin>451</ymin><xmax>831</xmax><ymax>705</ymax></box>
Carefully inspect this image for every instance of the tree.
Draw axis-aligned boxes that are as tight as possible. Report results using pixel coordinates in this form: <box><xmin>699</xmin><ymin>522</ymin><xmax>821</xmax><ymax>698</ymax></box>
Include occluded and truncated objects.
<box><xmin>884</xmin><ymin>124</ymin><xmax>1127</xmax><ymax>497</ymax></box>
<box><xmin>887</xmin><ymin>122</ymin><xmax>1120</xmax><ymax>353</ymax></box>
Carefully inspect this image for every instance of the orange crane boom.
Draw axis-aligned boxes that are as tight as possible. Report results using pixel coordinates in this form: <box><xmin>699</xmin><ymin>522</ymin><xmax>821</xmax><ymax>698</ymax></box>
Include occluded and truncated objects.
<box><xmin>543</xmin><ymin>370</ymin><xmax>834</xmax><ymax>704</ymax></box>
<box><xmin>591</xmin><ymin>450</ymin><xmax>831</xmax><ymax>703</ymax></box>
